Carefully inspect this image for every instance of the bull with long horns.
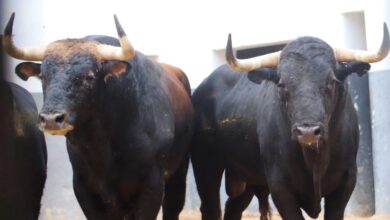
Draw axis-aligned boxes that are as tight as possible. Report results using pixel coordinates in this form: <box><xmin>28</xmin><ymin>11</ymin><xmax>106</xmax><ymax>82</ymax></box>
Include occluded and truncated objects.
<box><xmin>3</xmin><ymin>13</ymin><xmax>193</xmax><ymax>220</ymax></box>
<box><xmin>191</xmin><ymin>24</ymin><xmax>389</xmax><ymax>220</ymax></box>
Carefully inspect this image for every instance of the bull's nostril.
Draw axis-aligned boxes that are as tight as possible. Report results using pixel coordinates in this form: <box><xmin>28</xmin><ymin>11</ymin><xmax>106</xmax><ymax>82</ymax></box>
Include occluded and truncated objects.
<box><xmin>314</xmin><ymin>127</ymin><xmax>321</xmax><ymax>136</ymax></box>
<box><xmin>294</xmin><ymin>125</ymin><xmax>322</xmax><ymax>137</ymax></box>
<box><xmin>294</xmin><ymin>127</ymin><xmax>303</xmax><ymax>136</ymax></box>
<box><xmin>55</xmin><ymin>114</ymin><xmax>65</xmax><ymax>124</ymax></box>
<box><xmin>38</xmin><ymin>114</ymin><xmax>46</xmax><ymax>123</ymax></box>
<box><xmin>39</xmin><ymin>112</ymin><xmax>67</xmax><ymax>126</ymax></box>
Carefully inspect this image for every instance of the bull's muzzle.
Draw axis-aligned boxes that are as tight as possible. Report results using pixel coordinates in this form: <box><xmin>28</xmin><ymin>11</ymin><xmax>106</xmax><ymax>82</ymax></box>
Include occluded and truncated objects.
<box><xmin>293</xmin><ymin>124</ymin><xmax>324</xmax><ymax>148</ymax></box>
<box><xmin>38</xmin><ymin>111</ymin><xmax>74</xmax><ymax>135</ymax></box>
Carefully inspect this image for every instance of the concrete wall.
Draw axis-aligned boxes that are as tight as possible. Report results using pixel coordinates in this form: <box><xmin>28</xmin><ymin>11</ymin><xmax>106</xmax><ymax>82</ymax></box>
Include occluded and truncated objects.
<box><xmin>366</xmin><ymin>0</ymin><xmax>390</xmax><ymax>215</ymax></box>
<box><xmin>2</xmin><ymin>0</ymin><xmax>390</xmax><ymax>219</ymax></box>
<box><xmin>370</xmin><ymin>69</ymin><xmax>390</xmax><ymax>215</ymax></box>
<box><xmin>341</xmin><ymin>11</ymin><xmax>375</xmax><ymax>217</ymax></box>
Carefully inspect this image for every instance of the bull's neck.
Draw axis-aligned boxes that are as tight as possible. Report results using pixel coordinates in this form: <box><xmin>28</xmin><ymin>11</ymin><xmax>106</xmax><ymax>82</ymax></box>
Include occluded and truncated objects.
<box><xmin>98</xmin><ymin>71</ymin><xmax>144</xmax><ymax>127</ymax></box>
<box><xmin>301</xmin><ymin>143</ymin><xmax>330</xmax><ymax>209</ymax></box>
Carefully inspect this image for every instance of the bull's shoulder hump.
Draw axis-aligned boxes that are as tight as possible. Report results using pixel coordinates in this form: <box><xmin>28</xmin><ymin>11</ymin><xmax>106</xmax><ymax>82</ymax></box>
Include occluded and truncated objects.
<box><xmin>159</xmin><ymin>63</ymin><xmax>191</xmax><ymax>95</ymax></box>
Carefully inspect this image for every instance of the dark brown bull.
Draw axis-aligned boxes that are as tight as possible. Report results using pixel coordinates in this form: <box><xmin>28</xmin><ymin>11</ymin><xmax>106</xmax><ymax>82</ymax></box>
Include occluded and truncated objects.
<box><xmin>3</xmin><ymin>13</ymin><xmax>193</xmax><ymax>220</ymax></box>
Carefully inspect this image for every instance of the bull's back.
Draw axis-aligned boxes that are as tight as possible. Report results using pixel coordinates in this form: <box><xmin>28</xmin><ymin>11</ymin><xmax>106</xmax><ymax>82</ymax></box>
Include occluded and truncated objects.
<box><xmin>193</xmin><ymin>65</ymin><xmax>264</xmax><ymax>135</ymax></box>
<box><xmin>192</xmin><ymin>65</ymin><xmax>244</xmax><ymax>131</ymax></box>
<box><xmin>160</xmin><ymin>63</ymin><xmax>193</xmax><ymax>135</ymax></box>
<box><xmin>192</xmin><ymin>65</ymin><xmax>268</xmax><ymax>182</ymax></box>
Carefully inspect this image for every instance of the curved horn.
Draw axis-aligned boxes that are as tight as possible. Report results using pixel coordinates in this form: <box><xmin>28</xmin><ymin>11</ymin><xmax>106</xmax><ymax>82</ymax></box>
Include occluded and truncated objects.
<box><xmin>96</xmin><ymin>14</ymin><xmax>135</xmax><ymax>61</ymax></box>
<box><xmin>334</xmin><ymin>23</ymin><xmax>390</xmax><ymax>63</ymax></box>
<box><xmin>2</xmin><ymin>13</ymin><xmax>46</xmax><ymax>61</ymax></box>
<box><xmin>225</xmin><ymin>34</ymin><xmax>281</xmax><ymax>72</ymax></box>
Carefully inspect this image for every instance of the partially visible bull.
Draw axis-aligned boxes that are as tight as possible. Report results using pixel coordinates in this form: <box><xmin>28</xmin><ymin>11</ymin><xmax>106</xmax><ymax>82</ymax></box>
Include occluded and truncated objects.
<box><xmin>191</xmin><ymin>24</ymin><xmax>389</xmax><ymax>220</ymax></box>
<box><xmin>0</xmin><ymin>80</ymin><xmax>47</xmax><ymax>219</ymax></box>
<box><xmin>3</xmin><ymin>13</ymin><xmax>193</xmax><ymax>220</ymax></box>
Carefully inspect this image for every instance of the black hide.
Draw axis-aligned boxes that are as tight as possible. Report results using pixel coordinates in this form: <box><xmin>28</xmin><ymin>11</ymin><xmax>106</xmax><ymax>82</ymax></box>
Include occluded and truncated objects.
<box><xmin>0</xmin><ymin>81</ymin><xmax>47</xmax><ymax>220</ymax></box>
<box><xmin>15</xmin><ymin>35</ymin><xmax>193</xmax><ymax>220</ymax></box>
<box><xmin>191</xmin><ymin>37</ymin><xmax>368</xmax><ymax>220</ymax></box>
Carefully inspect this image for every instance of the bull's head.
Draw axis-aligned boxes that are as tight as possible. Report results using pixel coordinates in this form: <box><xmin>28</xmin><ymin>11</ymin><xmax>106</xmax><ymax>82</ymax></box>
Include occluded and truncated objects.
<box><xmin>226</xmin><ymin>24</ymin><xmax>389</xmax><ymax>149</ymax></box>
<box><xmin>3</xmin><ymin>13</ymin><xmax>135</xmax><ymax>135</ymax></box>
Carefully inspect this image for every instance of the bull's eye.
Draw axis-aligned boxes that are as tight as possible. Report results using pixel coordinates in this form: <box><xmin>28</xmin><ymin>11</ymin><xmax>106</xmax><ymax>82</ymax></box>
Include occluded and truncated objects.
<box><xmin>81</xmin><ymin>71</ymin><xmax>97</xmax><ymax>89</ymax></box>
<box><xmin>277</xmin><ymin>82</ymin><xmax>289</xmax><ymax>101</ymax></box>
<box><xmin>325</xmin><ymin>78</ymin><xmax>338</xmax><ymax>94</ymax></box>
<box><xmin>86</xmin><ymin>71</ymin><xmax>96</xmax><ymax>81</ymax></box>
<box><xmin>277</xmin><ymin>82</ymin><xmax>285</xmax><ymax>88</ymax></box>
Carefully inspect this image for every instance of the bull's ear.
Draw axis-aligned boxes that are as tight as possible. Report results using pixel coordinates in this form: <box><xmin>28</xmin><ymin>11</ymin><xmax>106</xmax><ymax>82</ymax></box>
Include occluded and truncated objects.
<box><xmin>15</xmin><ymin>62</ymin><xmax>41</xmax><ymax>81</ymax></box>
<box><xmin>103</xmin><ymin>61</ymin><xmax>130</xmax><ymax>82</ymax></box>
<box><xmin>247</xmin><ymin>68</ymin><xmax>279</xmax><ymax>84</ymax></box>
<box><xmin>335</xmin><ymin>62</ymin><xmax>371</xmax><ymax>81</ymax></box>
<box><xmin>105</xmin><ymin>61</ymin><xmax>129</xmax><ymax>76</ymax></box>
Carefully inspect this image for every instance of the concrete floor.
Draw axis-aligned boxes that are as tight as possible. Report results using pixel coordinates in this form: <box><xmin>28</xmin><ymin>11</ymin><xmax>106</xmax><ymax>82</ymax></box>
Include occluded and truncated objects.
<box><xmin>168</xmin><ymin>212</ymin><xmax>390</xmax><ymax>220</ymax></box>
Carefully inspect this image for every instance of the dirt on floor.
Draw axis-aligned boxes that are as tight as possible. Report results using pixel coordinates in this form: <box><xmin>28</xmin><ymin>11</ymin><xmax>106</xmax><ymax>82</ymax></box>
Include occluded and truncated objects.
<box><xmin>159</xmin><ymin>210</ymin><xmax>390</xmax><ymax>220</ymax></box>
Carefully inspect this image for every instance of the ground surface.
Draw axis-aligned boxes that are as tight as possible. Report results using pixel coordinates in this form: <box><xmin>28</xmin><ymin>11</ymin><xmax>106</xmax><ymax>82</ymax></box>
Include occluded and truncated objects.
<box><xmin>156</xmin><ymin>210</ymin><xmax>390</xmax><ymax>220</ymax></box>
<box><xmin>42</xmin><ymin>209</ymin><xmax>390</xmax><ymax>219</ymax></box>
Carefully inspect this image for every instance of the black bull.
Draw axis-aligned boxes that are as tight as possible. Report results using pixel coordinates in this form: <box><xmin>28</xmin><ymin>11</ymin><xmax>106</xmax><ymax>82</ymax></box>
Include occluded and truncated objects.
<box><xmin>191</xmin><ymin>26</ymin><xmax>389</xmax><ymax>219</ymax></box>
<box><xmin>3</xmin><ymin>13</ymin><xmax>193</xmax><ymax>220</ymax></box>
<box><xmin>0</xmin><ymin>81</ymin><xmax>47</xmax><ymax>219</ymax></box>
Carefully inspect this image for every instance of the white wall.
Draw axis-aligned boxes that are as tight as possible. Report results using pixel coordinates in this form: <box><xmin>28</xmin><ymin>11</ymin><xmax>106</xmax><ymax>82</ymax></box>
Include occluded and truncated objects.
<box><xmin>2</xmin><ymin>0</ymin><xmax>45</xmax><ymax>92</ymax></box>
<box><xmin>6</xmin><ymin>0</ymin><xmax>387</xmax><ymax>92</ymax></box>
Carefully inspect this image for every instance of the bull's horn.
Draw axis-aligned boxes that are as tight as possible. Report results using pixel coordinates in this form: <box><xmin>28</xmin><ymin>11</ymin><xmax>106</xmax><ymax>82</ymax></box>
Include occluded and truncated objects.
<box><xmin>225</xmin><ymin>33</ymin><xmax>281</xmax><ymax>72</ymax></box>
<box><xmin>334</xmin><ymin>23</ymin><xmax>390</xmax><ymax>63</ymax></box>
<box><xmin>2</xmin><ymin>13</ymin><xmax>47</xmax><ymax>61</ymax></box>
<box><xmin>96</xmin><ymin>14</ymin><xmax>135</xmax><ymax>61</ymax></box>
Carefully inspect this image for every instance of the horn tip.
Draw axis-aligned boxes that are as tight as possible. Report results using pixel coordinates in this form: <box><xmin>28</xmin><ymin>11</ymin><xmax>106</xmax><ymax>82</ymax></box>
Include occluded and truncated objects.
<box><xmin>113</xmin><ymin>14</ymin><xmax>126</xmax><ymax>38</ymax></box>
<box><xmin>4</xmin><ymin>12</ymin><xmax>16</xmax><ymax>36</ymax></box>
<box><xmin>225</xmin><ymin>33</ymin><xmax>235</xmax><ymax>65</ymax></box>
<box><xmin>227</xmin><ymin>33</ymin><xmax>232</xmax><ymax>45</ymax></box>
<box><xmin>383</xmin><ymin>22</ymin><xmax>389</xmax><ymax>40</ymax></box>
<box><xmin>10</xmin><ymin>12</ymin><xmax>15</xmax><ymax>19</ymax></box>
<box><xmin>382</xmin><ymin>22</ymin><xmax>390</xmax><ymax>55</ymax></box>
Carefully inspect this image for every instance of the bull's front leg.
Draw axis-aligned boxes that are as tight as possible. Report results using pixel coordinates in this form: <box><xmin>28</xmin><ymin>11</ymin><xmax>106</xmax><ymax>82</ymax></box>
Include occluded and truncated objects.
<box><xmin>73</xmin><ymin>175</ymin><xmax>114</xmax><ymax>220</ymax></box>
<box><xmin>134</xmin><ymin>165</ymin><xmax>164</xmax><ymax>220</ymax></box>
<box><xmin>267</xmin><ymin>168</ymin><xmax>304</xmax><ymax>220</ymax></box>
<box><xmin>324</xmin><ymin>167</ymin><xmax>357</xmax><ymax>220</ymax></box>
<box><xmin>271</xmin><ymin>189</ymin><xmax>305</xmax><ymax>220</ymax></box>
<box><xmin>163</xmin><ymin>155</ymin><xmax>190</xmax><ymax>220</ymax></box>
